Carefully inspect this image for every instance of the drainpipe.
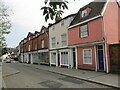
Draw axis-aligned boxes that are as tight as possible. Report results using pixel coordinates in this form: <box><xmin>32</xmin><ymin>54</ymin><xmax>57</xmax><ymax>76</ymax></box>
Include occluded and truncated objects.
<box><xmin>102</xmin><ymin>16</ymin><xmax>109</xmax><ymax>73</ymax></box>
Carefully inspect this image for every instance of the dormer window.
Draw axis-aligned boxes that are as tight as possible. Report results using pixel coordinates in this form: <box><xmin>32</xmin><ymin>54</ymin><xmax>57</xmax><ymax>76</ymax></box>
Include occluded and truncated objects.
<box><xmin>70</xmin><ymin>16</ymin><xmax>74</xmax><ymax>23</ymax></box>
<box><xmin>82</xmin><ymin>9</ymin><xmax>87</xmax><ymax>18</ymax></box>
<box><xmin>42</xmin><ymin>30</ymin><xmax>44</xmax><ymax>33</ymax></box>
<box><xmin>36</xmin><ymin>34</ymin><xmax>38</xmax><ymax>37</ymax></box>
<box><xmin>28</xmin><ymin>37</ymin><xmax>30</xmax><ymax>40</ymax></box>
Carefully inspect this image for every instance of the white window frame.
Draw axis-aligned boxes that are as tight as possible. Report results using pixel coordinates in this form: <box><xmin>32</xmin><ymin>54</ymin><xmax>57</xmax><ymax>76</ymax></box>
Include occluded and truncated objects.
<box><xmin>83</xmin><ymin>48</ymin><xmax>92</xmax><ymax>64</ymax></box>
<box><xmin>61</xmin><ymin>20</ymin><xmax>64</xmax><ymax>26</ymax></box>
<box><xmin>52</xmin><ymin>26</ymin><xmax>55</xmax><ymax>30</ymax></box>
<box><xmin>41</xmin><ymin>39</ymin><xmax>44</xmax><ymax>48</ymax></box>
<box><xmin>61</xmin><ymin>34</ymin><xmax>67</xmax><ymax>47</ymax></box>
<box><xmin>28</xmin><ymin>37</ymin><xmax>30</xmax><ymax>40</ymax></box>
<box><xmin>70</xmin><ymin>16</ymin><xmax>74</xmax><ymax>23</ymax></box>
<box><xmin>28</xmin><ymin>45</ymin><xmax>30</xmax><ymax>51</ymax></box>
<box><xmin>51</xmin><ymin>52</ymin><xmax>56</xmax><ymax>64</ymax></box>
<box><xmin>82</xmin><ymin>9</ymin><xmax>87</xmax><ymax>18</ymax></box>
<box><xmin>41</xmin><ymin>30</ymin><xmax>44</xmax><ymax>33</ymax></box>
<box><xmin>80</xmin><ymin>24</ymin><xmax>88</xmax><ymax>38</ymax></box>
<box><xmin>51</xmin><ymin>37</ymin><xmax>56</xmax><ymax>48</ymax></box>
<box><xmin>60</xmin><ymin>51</ymin><xmax>68</xmax><ymax>66</ymax></box>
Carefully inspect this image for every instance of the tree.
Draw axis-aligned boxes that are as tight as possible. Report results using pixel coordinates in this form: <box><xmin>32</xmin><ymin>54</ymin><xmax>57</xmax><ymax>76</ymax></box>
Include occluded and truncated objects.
<box><xmin>41</xmin><ymin>0</ymin><xmax>69</xmax><ymax>22</ymax></box>
<box><xmin>0</xmin><ymin>0</ymin><xmax>11</xmax><ymax>55</ymax></box>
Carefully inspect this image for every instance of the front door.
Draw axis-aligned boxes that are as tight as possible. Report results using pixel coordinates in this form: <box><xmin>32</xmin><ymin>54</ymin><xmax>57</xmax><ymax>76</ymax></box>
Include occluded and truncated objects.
<box><xmin>98</xmin><ymin>45</ymin><xmax>104</xmax><ymax>71</ymax></box>
<box><xmin>29</xmin><ymin>54</ymin><xmax>31</xmax><ymax>64</ymax></box>
<box><xmin>58</xmin><ymin>53</ymin><xmax>60</xmax><ymax>66</ymax></box>
<box><xmin>72</xmin><ymin>48</ymin><xmax>76</xmax><ymax>68</ymax></box>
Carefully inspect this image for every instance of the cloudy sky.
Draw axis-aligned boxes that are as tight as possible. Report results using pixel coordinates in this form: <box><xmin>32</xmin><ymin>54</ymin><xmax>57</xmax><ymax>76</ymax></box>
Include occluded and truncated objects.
<box><xmin>4</xmin><ymin>0</ymin><xmax>94</xmax><ymax>48</ymax></box>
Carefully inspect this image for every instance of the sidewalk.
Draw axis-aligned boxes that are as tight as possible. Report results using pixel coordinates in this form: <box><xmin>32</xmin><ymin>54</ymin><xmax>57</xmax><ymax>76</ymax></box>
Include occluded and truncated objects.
<box><xmin>21</xmin><ymin>63</ymin><xmax>119</xmax><ymax>88</ymax></box>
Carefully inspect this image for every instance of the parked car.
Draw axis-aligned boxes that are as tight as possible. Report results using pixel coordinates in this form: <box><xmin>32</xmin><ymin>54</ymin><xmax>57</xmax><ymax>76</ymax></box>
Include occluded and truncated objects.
<box><xmin>6</xmin><ymin>59</ymin><xmax>11</xmax><ymax>63</ymax></box>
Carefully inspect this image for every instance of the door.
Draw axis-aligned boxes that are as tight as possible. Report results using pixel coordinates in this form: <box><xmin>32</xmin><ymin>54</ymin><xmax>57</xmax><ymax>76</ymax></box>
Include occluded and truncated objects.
<box><xmin>58</xmin><ymin>53</ymin><xmax>60</xmax><ymax>66</ymax></box>
<box><xmin>29</xmin><ymin>54</ymin><xmax>31</xmax><ymax>64</ymax></box>
<box><xmin>72</xmin><ymin>48</ymin><xmax>76</xmax><ymax>68</ymax></box>
<box><xmin>98</xmin><ymin>45</ymin><xmax>104</xmax><ymax>71</ymax></box>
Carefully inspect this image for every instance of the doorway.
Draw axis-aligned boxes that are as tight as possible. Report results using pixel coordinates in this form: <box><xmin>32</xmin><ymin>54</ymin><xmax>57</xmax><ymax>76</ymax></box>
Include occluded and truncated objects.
<box><xmin>72</xmin><ymin>48</ymin><xmax>76</xmax><ymax>68</ymax></box>
<box><xmin>28</xmin><ymin>54</ymin><xmax>31</xmax><ymax>64</ymax></box>
<box><xmin>98</xmin><ymin>45</ymin><xmax>104</xmax><ymax>71</ymax></box>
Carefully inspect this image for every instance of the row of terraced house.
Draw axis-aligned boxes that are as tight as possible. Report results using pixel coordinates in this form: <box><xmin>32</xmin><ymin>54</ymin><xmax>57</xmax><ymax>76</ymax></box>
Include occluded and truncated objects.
<box><xmin>19</xmin><ymin>0</ymin><xmax>120</xmax><ymax>73</ymax></box>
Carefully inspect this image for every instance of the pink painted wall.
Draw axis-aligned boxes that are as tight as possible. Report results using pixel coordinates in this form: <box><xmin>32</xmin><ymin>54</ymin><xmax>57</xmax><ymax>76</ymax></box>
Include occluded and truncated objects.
<box><xmin>77</xmin><ymin>46</ymin><xmax>96</xmax><ymax>70</ymax></box>
<box><xmin>103</xmin><ymin>0</ymin><xmax>119</xmax><ymax>44</ymax></box>
<box><xmin>68</xmin><ymin>18</ymin><xmax>104</xmax><ymax>45</ymax></box>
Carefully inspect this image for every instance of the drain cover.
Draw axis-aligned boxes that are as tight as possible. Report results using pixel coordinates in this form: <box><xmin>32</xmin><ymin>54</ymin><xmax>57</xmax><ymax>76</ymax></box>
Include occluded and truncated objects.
<box><xmin>39</xmin><ymin>80</ymin><xmax>62</xmax><ymax>88</ymax></box>
<box><xmin>58</xmin><ymin>77</ymin><xmax>84</xmax><ymax>84</ymax></box>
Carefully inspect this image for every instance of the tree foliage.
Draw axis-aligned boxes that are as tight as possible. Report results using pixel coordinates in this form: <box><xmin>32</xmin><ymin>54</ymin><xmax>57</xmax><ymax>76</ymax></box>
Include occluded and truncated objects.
<box><xmin>0</xmin><ymin>0</ymin><xmax>11</xmax><ymax>55</ymax></box>
<box><xmin>41</xmin><ymin>0</ymin><xmax>68</xmax><ymax>22</ymax></box>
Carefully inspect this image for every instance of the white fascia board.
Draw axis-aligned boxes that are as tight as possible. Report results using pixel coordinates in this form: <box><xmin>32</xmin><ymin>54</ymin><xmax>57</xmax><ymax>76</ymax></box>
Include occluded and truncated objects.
<box><xmin>101</xmin><ymin>0</ymin><xmax>109</xmax><ymax>16</ymax></box>
<box><xmin>68</xmin><ymin>15</ymin><xmax>102</xmax><ymax>29</ymax></box>
<box><xmin>68</xmin><ymin>41</ymin><xmax>105</xmax><ymax>48</ymax></box>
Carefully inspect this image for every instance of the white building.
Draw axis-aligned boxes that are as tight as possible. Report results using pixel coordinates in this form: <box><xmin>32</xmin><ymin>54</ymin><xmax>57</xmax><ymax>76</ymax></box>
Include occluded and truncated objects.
<box><xmin>49</xmin><ymin>14</ymin><xmax>76</xmax><ymax>68</ymax></box>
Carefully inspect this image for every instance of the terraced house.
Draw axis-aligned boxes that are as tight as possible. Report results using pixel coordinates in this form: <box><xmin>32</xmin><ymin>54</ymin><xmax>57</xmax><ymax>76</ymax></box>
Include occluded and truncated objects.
<box><xmin>49</xmin><ymin>14</ymin><xmax>76</xmax><ymax>68</ymax></box>
<box><xmin>19</xmin><ymin>26</ymin><xmax>49</xmax><ymax>64</ymax></box>
<box><xmin>68</xmin><ymin>0</ymin><xmax>119</xmax><ymax>73</ymax></box>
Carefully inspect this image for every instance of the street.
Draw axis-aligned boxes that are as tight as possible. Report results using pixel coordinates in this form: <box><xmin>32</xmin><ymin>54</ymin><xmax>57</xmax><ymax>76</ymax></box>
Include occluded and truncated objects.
<box><xmin>2</xmin><ymin>61</ymin><xmax>111</xmax><ymax>88</ymax></box>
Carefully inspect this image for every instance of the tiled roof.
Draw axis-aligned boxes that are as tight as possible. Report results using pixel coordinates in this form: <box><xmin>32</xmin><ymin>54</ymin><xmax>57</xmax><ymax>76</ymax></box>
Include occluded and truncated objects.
<box><xmin>69</xmin><ymin>0</ymin><xmax>106</xmax><ymax>26</ymax></box>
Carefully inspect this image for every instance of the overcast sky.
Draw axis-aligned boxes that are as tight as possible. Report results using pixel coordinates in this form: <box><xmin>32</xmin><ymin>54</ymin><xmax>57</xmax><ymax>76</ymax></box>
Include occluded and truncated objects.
<box><xmin>4</xmin><ymin>0</ymin><xmax>94</xmax><ymax>48</ymax></box>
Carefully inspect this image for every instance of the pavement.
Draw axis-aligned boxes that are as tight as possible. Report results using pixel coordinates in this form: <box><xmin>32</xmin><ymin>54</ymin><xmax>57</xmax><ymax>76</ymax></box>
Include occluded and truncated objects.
<box><xmin>20</xmin><ymin>63</ymin><xmax>120</xmax><ymax>89</ymax></box>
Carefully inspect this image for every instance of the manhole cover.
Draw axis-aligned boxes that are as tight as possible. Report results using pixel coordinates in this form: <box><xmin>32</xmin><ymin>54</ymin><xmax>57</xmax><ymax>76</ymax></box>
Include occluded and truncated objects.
<box><xmin>39</xmin><ymin>80</ymin><xmax>63</xmax><ymax>88</ymax></box>
<box><xmin>58</xmin><ymin>77</ymin><xmax>84</xmax><ymax>84</ymax></box>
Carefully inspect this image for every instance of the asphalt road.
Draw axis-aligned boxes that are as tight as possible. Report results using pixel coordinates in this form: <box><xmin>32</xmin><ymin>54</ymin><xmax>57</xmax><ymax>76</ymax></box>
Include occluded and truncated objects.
<box><xmin>2</xmin><ymin>61</ymin><xmax>111</xmax><ymax>88</ymax></box>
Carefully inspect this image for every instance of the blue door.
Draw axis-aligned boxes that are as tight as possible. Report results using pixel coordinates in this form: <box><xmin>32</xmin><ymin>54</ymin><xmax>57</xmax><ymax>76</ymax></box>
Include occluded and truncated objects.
<box><xmin>98</xmin><ymin>49</ymin><xmax>104</xmax><ymax>71</ymax></box>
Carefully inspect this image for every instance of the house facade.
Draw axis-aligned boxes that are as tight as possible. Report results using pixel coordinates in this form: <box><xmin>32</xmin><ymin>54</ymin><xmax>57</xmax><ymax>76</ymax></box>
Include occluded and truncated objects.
<box><xmin>49</xmin><ymin>14</ymin><xmax>75</xmax><ymax>67</ymax></box>
<box><xmin>68</xmin><ymin>0</ymin><xmax>119</xmax><ymax>73</ymax></box>
<box><xmin>19</xmin><ymin>26</ymin><xmax>49</xmax><ymax>64</ymax></box>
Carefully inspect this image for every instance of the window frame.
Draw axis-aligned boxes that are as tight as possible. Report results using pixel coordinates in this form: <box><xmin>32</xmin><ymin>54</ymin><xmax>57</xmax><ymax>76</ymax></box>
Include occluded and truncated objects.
<box><xmin>41</xmin><ymin>39</ymin><xmax>44</xmax><ymax>48</ymax></box>
<box><xmin>51</xmin><ymin>37</ymin><xmax>56</xmax><ymax>48</ymax></box>
<box><xmin>81</xmin><ymin>9</ymin><xmax>87</xmax><ymax>18</ymax></box>
<box><xmin>61</xmin><ymin>34</ymin><xmax>67</xmax><ymax>47</ymax></box>
<box><xmin>61</xmin><ymin>20</ymin><xmax>64</xmax><ymax>26</ymax></box>
<box><xmin>80</xmin><ymin>24</ymin><xmax>88</xmax><ymax>38</ymax></box>
<box><xmin>83</xmin><ymin>48</ymin><xmax>92</xmax><ymax>64</ymax></box>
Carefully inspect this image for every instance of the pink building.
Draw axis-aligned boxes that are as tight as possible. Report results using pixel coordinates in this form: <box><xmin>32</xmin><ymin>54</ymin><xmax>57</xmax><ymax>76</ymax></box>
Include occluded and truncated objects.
<box><xmin>68</xmin><ymin>0</ymin><xmax>120</xmax><ymax>73</ymax></box>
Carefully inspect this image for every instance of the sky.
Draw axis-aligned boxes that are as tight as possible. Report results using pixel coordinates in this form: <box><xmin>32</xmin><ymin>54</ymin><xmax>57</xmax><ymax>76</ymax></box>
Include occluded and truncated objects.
<box><xmin>4</xmin><ymin>0</ymin><xmax>94</xmax><ymax>48</ymax></box>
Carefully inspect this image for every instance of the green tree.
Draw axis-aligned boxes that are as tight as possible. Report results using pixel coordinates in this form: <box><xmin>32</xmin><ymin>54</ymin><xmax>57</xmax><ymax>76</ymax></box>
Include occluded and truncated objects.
<box><xmin>41</xmin><ymin>0</ymin><xmax>68</xmax><ymax>22</ymax></box>
<box><xmin>0</xmin><ymin>0</ymin><xmax>11</xmax><ymax>55</ymax></box>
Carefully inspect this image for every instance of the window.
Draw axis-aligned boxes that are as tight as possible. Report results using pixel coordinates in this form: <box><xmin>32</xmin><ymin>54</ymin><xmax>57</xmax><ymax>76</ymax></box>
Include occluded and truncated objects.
<box><xmin>61</xmin><ymin>52</ymin><xmax>68</xmax><ymax>65</ymax></box>
<box><xmin>82</xmin><ymin>10</ymin><xmax>87</xmax><ymax>17</ymax></box>
<box><xmin>52</xmin><ymin>26</ymin><xmax>55</xmax><ymax>30</ymax></box>
<box><xmin>41</xmin><ymin>30</ymin><xmax>44</xmax><ymax>33</ymax></box>
<box><xmin>35</xmin><ymin>34</ymin><xmax>38</xmax><ymax>37</ymax></box>
<box><xmin>61</xmin><ymin>20</ymin><xmax>64</xmax><ymax>26</ymax></box>
<box><xmin>41</xmin><ymin>39</ymin><xmax>44</xmax><ymax>48</ymax></box>
<box><xmin>61</xmin><ymin>34</ymin><xmax>67</xmax><ymax>46</ymax></box>
<box><xmin>80</xmin><ymin>24</ymin><xmax>88</xmax><ymax>38</ymax></box>
<box><xmin>28</xmin><ymin>37</ymin><xmax>30</xmax><ymax>40</ymax></box>
<box><xmin>118</xmin><ymin>0</ymin><xmax>120</xmax><ymax>6</ymax></box>
<box><xmin>51</xmin><ymin>37</ymin><xmax>56</xmax><ymax>48</ymax></box>
<box><xmin>28</xmin><ymin>45</ymin><xmax>30</xmax><ymax>51</ymax></box>
<box><xmin>35</xmin><ymin>43</ymin><xmax>37</xmax><ymax>50</ymax></box>
<box><xmin>83</xmin><ymin>49</ymin><xmax>92</xmax><ymax>64</ymax></box>
<box><xmin>51</xmin><ymin>52</ymin><xmax>56</xmax><ymax>64</ymax></box>
<box><xmin>70</xmin><ymin>16</ymin><xmax>74</xmax><ymax>23</ymax></box>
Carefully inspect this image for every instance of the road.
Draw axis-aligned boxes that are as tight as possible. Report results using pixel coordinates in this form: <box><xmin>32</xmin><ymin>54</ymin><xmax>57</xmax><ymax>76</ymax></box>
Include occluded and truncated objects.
<box><xmin>2</xmin><ymin>61</ymin><xmax>111</xmax><ymax>88</ymax></box>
